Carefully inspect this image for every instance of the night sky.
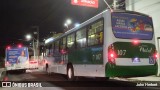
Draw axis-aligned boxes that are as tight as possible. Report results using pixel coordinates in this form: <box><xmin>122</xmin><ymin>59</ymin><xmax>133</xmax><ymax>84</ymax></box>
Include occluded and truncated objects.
<box><xmin>0</xmin><ymin>0</ymin><xmax>113</xmax><ymax>57</ymax></box>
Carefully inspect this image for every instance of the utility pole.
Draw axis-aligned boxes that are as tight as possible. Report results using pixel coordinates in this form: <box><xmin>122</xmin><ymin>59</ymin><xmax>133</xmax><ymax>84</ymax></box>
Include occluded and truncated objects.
<box><xmin>32</xmin><ymin>26</ymin><xmax>39</xmax><ymax>62</ymax></box>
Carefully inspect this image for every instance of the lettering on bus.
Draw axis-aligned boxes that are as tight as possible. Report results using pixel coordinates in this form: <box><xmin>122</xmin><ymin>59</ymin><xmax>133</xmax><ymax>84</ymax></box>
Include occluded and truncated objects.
<box><xmin>92</xmin><ymin>53</ymin><xmax>102</xmax><ymax>61</ymax></box>
<box><xmin>117</xmin><ymin>50</ymin><xmax>126</xmax><ymax>56</ymax></box>
<box><xmin>139</xmin><ymin>46</ymin><xmax>152</xmax><ymax>53</ymax></box>
<box><xmin>95</xmin><ymin>53</ymin><xmax>102</xmax><ymax>60</ymax></box>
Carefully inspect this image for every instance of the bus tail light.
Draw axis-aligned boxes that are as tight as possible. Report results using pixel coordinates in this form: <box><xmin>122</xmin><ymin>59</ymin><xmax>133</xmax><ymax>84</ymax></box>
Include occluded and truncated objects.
<box><xmin>108</xmin><ymin>50</ymin><xmax>117</xmax><ymax>63</ymax></box>
<box><xmin>6</xmin><ymin>46</ymin><xmax>11</xmax><ymax>50</ymax></box>
<box><xmin>18</xmin><ymin>44</ymin><xmax>22</xmax><ymax>48</ymax></box>
<box><xmin>132</xmin><ymin>39</ymin><xmax>140</xmax><ymax>45</ymax></box>
<box><xmin>108</xmin><ymin>44</ymin><xmax>117</xmax><ymax>64</ymax></box>
<box><xmin>153</xmin><ymin>52</ymin><xmax>158</xmax><ymax>60</ymax></box>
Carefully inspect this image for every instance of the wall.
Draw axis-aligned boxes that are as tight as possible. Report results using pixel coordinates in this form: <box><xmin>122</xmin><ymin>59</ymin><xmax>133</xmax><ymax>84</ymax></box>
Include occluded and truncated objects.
<box><xmin>126</xmin><ymin>0</ymin><xmax>160</xmax><ymax>76</ymax></box>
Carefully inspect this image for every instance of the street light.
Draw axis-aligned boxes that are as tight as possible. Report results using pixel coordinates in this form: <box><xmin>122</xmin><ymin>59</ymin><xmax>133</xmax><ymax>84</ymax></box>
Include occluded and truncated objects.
<box><xmin>75</xmin><ymin>23</ymin><xmax>80</xmax><ymax>27</ymax></box>
<box><xmin>66</xmin><ymin>19</ymin><xmax>72</xmax><ymax>25</ymax></box>
<box><xmin>26</xmin><ymin>34</ymin><xmax>32</xmax><ymax>40</ymax></box>
<box><xmin>64</xmin><ymin>19</ymin><xmax>72</xmax><ymax>28</ymax></box>
<box><xmin>64</xmin><ymin>23</ymin><xmax>68</xmax><ymax>28</ymax></box>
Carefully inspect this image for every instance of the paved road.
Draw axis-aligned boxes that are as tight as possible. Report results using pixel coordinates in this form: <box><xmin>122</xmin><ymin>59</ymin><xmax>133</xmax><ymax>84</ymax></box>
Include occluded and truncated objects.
<box><xmin>0</xmin><ymin>70</ymin><xmax>159</xmax><ymax>90</ymax></box>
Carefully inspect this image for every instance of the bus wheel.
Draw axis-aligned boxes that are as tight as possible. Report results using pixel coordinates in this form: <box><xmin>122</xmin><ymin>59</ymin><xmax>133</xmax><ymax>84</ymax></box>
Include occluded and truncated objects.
<box><xmin>67</xmin><ymin>65</ymin><xmax>74</xmax><ymax>81</ymax></box>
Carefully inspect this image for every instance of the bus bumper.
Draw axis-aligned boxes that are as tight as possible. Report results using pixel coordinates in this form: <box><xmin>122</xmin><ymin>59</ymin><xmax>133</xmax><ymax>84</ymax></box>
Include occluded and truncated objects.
<box><xmin>105</xmin><ymin>63</ymin><xmax>158</xmax><ymax>77</ymax></box>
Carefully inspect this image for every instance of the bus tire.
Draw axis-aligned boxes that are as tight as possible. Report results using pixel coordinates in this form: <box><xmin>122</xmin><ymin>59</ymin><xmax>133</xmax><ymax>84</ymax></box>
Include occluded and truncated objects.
<box><xmin>67</xmin><ymin>65</ymin><xmax>74</xmax><ymax>81</ymax></box>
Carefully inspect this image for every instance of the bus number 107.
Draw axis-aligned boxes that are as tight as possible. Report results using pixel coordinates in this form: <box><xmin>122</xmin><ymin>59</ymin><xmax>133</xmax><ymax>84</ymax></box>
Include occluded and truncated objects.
<box><xmin>117</xmin><ymin>50</ymin><xmax>126</xmax><ymax>56</ymax></box>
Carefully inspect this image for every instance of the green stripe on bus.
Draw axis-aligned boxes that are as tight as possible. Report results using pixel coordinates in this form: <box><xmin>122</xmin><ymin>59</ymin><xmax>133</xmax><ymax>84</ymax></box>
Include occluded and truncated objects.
<box><xmin>105</xmin><ymin>63</ymin><xmax>158</xmax><ymax>77</ymax></box>
<box><xmin>68</xmin><ymin>46</ymin><xmax>103</xmax><ymax>64</ymax></box>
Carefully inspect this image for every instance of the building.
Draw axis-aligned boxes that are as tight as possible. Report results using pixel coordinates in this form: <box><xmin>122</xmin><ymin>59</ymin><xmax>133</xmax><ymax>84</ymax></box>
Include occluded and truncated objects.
<box><xmin>126</xmin><ymin>0</ymin><xmax>160</xmax><ymax>76</ymax></box>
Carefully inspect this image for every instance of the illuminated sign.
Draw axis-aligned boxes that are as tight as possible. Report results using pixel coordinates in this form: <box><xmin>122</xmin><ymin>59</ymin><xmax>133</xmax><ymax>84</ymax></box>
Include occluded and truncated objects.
<box><xmin>71</xmin><ymin>0</ymin><xmax>98</xmax><ymax>8</ymax></box>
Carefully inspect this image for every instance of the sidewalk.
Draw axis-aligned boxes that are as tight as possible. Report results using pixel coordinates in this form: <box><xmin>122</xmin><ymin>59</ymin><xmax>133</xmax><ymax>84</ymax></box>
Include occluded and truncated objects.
<box><xmin>126</xmin><ymin>75</ymin><xmax>160</xmax><ymax>81</ymax></box>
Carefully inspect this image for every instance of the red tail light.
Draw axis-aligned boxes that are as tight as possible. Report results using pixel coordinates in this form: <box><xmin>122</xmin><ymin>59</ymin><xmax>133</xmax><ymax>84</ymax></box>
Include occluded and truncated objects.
<box><xmin>108</xmin><ymin>44</ymin><xmax>117</xmax><ymax>64</ymax></box>
<box><xmin>132</xmin><ymin>39</ymin><xmax>140</xmax><ymax>45</ymax></box>
<box><xmin>108</xmin><ymin>51</ymin><xmax>117</xmax><ymax>64</ymax></box>
<box><xmin>6</xmin><ymin>46</ymin><xmax>11</xmax><ymax>49</ymax></box>
<box><xmin>18</xmin><ymin>44</ymin><xmax>22</xmax><ymax>48</ymax></box>
<box><xmin>153</xmin><ymin>53</ymin><xmax>158</xmax><ymax>60</ymax></box>
<box><xmin>109</xmin><ymin>51</ymin><xmax>116</xmax><ymax>59</ymax></box>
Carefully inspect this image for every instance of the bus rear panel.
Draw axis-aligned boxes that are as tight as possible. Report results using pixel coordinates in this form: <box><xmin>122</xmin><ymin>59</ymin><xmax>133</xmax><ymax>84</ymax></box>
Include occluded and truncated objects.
<box><xmin>105</xmin><ymin>11</ymin><xmax>158</xmax><ymax>77</ymax></box>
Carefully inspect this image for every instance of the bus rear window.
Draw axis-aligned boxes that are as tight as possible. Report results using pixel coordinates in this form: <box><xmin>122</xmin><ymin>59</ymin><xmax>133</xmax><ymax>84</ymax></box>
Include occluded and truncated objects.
<box><xmin>111</xmin><ymin>12</ymin><xmax>153</xmax><ymax>40</ymax></box>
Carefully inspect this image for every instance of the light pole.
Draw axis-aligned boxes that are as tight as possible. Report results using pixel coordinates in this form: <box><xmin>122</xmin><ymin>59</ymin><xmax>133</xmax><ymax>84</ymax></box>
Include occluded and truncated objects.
<box><xmin>32</xmin><ymin>26</ymin><xmax>39</xmax><ymax>58</ymax></box>
<box><xmin>25</xmin><ymin>34</ymin><xmax>37</xmax><ymax>61</ymax></box>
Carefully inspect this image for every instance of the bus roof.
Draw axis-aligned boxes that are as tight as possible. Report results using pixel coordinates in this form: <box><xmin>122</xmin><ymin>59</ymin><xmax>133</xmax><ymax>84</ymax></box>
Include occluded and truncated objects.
<box><xmin>45</xmin><ymin>9</ymin><xmax>152</xmax><ymax>45</ymax></box>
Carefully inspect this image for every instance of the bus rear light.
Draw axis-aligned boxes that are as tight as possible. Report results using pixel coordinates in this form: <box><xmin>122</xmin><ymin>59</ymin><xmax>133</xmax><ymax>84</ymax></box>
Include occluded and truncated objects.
<box><xmin>153</xmin><ymin>53</ymin><xmax>158</xmax><ymax>60</ymax></box>
<box><xmin>6</xmin><ymin>46</ymin><xmax>11</xmax><ymax>49</ymax></box>
<box><xmin>110</xmin><ymin>53</ymin><xmax>114</xmax><ymax>58</ymax></box>
<box><xmin>18</xmin><ymin>44</ymin><xmax>22</xmax><ymax>48</ymax></box>
<box><xmin>109</xmin><ymin>52</ymin><xmax>116</xmax><ymax>59</ymax></box>
<box><xmin>108</xmin><ymin>51</ymin><xmax>117</xmax><ymax>64</ymax></box>
<box><xmin>108</xmin><ymin>44</ymin><xmax>116</xmax><ymax>64</ymax></box>
<box><xmin>132</xmin><ymin>39</ymin><xmax>140</xmax><ymax>45</ymax></box>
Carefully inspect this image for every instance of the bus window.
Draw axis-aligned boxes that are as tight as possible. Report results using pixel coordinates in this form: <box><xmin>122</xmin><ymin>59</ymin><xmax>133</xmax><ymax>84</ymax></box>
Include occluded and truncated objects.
<box><xmin>60</xmin><ymin>37</ymin><xmax>67</xmax><ymax>50</ymax></box>
<box><xmin>76</xmin><ymin>28</ymin><xmax>86</xmax><ymax>48</ymax></box>
<box><xmin>88</xmin><ymin>20</ymin><xmax>104</xmax><ymax>46</ymax></box>
<box><xmin>67</xmin><ymin>33</ymin><xmax>75</xmax><ymax>49</ymax></box>
<box><xmin>55</xmin><ymin>40</ymin><xmax>59</xmax><ymax>52</ymax></box>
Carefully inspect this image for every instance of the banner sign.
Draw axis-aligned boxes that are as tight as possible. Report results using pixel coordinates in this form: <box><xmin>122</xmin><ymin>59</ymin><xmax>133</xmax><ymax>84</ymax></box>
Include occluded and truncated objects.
<box><xmin>71</xmin><ymin>0</ymin><xmax>98</xmax><ymax>8</ymax></box>
<box><xmin>112</xmin><ymin>13</ymin><xmax>153</xmax><ymax>40</ymax></box>
<box><xmin>6</xmin><ymin>47</ymin><xmax>29</xmax><ymax>64</ymax></box>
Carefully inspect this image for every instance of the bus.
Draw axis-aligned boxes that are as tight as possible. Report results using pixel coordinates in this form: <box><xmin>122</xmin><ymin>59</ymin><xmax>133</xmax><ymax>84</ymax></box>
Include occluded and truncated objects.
<box><xmin>5</xmin><ymin>46</ymin><xmax>29</xmax><ymax>73</ymax></box>
<box><xmin>44</xmin><ymin>10</ymin><xmax>158</xmax><ymax>80</ymax></box>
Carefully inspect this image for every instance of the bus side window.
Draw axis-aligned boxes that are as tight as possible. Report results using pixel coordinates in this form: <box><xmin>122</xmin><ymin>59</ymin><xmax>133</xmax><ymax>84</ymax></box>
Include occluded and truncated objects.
<box><xmin>67</xmin><ymin>33</ymin><xmax>75</xmax><ymax>50</ymax></box>
<box><xmin>60</xmin><ymin>37</ymin><xmax>67</xmax><ymax>53</ymax></box>
<box><xmin>88</xmin><ymin>19</ymin><xmax>103</xmax><ymax>46</ymax></box>
<box><xmin>76</xmin><ymin>28</ymin><xmax>86</xmax><ymax>48</ymax></box>
<box><xmin>55</xmin><ymin>40</ymin><xmax>59</xmax><ymax>53</ymax></box>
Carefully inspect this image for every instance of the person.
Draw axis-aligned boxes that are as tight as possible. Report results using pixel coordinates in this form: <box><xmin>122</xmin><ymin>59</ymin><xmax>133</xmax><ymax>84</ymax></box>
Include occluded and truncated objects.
<box><xmin>46</xmin><ymin>63</ymin><xmax>48</xmax><ymax>72</ymax></box>
<box><xmin>46</xmin><ymin>63</ymin><xmax>51</xmax><ymax>75</ymax></box>
<box><xmin>17</xmin><ymin>50</ymin><xmax>27</xmax><ymax>64</ymax></box>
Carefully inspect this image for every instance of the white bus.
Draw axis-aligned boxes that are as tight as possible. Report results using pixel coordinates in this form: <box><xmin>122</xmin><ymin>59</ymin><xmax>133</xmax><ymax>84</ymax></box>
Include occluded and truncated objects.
<box><xmin>44</xmin><ymin>10</ymin><xmax>158</xmax><ymax>80</ymax></box>
<box><xmin>5</xmin><ymin>46</ymin><xmax>29</xmax><ymax>73</ymax></box>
